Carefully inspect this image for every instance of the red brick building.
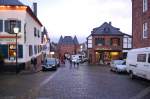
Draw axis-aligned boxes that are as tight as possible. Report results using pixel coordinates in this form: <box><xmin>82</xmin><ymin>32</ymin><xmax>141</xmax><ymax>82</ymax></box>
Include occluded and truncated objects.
<box><xmin>58</xmin><ymin>36</ymin><xmax>80</xmax><ymax>62</ymax></box>
<box><xmin>132</xmin><ymin>0</ymin><xmax>150</xmax><ymax>48</ymax></box>
<box><xmin>87</xmin><ymin>22</ymin><xmax>132</xmax><ymax>64</ymax></box>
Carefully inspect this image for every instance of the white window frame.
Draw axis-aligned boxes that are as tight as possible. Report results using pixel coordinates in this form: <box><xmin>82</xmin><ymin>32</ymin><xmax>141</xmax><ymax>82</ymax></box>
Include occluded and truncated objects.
<box><xmin>143</xmin><ymin>22</ymin><xmax>148</xmax><ymax>38</ymax></box>
<box><xmin>143</xmin><ymin>0</ymin><xmax>148</xmax><ymax>12</ymax></box>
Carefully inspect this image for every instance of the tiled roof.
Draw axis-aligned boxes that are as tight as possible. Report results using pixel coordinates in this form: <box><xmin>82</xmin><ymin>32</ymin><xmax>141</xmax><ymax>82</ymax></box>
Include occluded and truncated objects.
<box><xmin>58</xmin><ymin>36</ymin><xmax>79</xmax><ymax>45</ymax></box>
<box><xmin>63</xmin><ymin>36</ymin><xmax>74</xmax><ymax>45</ymax></box>
<box><xmin>0</xmin><ymin>0</ymin><xmax>25</xmax><ymax>6</ymax></box>
<box><xmin>73</xmin><ymin>36</ymin><xmax>79</xmax><ymax>45</ymax></box>
<box><xmin>92</xmin><ymin>22</ymin><xmax>123</xmax><ymax>35</ymax></box>
<box><xmin>58</xmin><ymin>36</ymin><xmax>63</xmax><ymax>45</ymax></box>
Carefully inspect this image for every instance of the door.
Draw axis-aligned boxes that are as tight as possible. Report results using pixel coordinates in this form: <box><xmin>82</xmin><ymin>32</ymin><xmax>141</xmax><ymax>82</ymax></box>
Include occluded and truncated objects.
<box><xmin>145</xmin><ymin>53</ymin><xmax>150</xmax><ymax>79</ymax></box>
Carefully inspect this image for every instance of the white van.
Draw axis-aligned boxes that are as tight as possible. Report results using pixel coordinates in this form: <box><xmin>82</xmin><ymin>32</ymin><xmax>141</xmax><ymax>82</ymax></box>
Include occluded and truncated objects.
<box><xmin>126</xmin><ymin>47</ymin><xmax>150</xmax><ymax>80</ymax></box>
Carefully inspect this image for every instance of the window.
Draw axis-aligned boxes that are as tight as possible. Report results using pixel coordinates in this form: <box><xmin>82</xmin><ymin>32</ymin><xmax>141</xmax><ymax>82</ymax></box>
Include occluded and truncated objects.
<box><xmin>5</xmin><ymin>20</ymin><xmax>21</xmax><ymax>33</ymax></box>
<box><xmin>29</xmin><ymin>45</ymin><xmax>33</xmax><ymax>56</ymax></box>
<box><xmin>123</xmin><ymin>38</ymin><xmax>128</xmax><ymax>48</ymax></box>
<box><xmin>95</xmin><ymin>38</ymin><xmax>105</xmax><ymax>46</ymax></box>
<box><xmin>143</xmin><ymin>22</ymin><xmax>148</xmax><ymax>38</ymax></box>
<box><xmin>88</xmin><ymin>36</ymin><xmax>92</xmax><ymax>48</ymax></box>
<box><xmin>111</xmin><ymin>38</ymin><xmax>120</xmax><ymax>46</ymax></box>
<box><xmin>0</xmin><ymin>20</ymin><xmax>3</xmax><ymax>32</ymax></box>
<box><xmin>143</xmin><ymin>0</ymin><xmax>148</xmax><ymax>12</ymax></box>
<box><xmin>137</xmin><ymin>54</ymin><xmax>146</xmax><ymax>62</ymax></box>
<box><xmin>148</xmin><ymin>54</ymin><xmax>150</xmax><ymax>63</ymax></box>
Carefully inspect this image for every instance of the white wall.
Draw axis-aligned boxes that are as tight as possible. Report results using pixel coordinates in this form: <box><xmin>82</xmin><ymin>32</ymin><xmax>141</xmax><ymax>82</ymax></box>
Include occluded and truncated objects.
<box><xmin>0</xmin><ymin>9</ymin><xmax>42</xmax><ymax>63</ymax></box>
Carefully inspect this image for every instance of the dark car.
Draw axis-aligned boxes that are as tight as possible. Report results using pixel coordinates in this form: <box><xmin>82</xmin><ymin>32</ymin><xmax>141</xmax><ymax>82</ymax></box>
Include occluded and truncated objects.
<box><xmin>42</xmin><ymin>58</ymin><xmax>57</xmax><ymax>71</ymax></box>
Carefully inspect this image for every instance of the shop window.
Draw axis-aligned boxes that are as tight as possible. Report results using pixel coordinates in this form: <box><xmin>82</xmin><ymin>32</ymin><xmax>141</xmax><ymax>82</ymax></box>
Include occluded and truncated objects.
<box><xmin>5</xmin><ymin>20</ymin><xmax>21</xmax><ymax>33</ymax></box>
<box><xmin>0</xmin><ymin>20</ymin><xmax>3</xmax><ymax>32</ymax></box>
<box><xmin>29</xmin><ymin>45</ymin><xmax>33</xmax><ymax>56</ymax></box>
<box><xmin>137</xmin><ymin>54</ymin><xmax>146</xmax><ymax>62</ymax></box>
<box><xmin>95</xmin><ymin>38</ymin><xmax>105</xmax><ymax>46</ymax></box>
<box><xmin>111</xmin><ymin>38</ymin><xmax>120</xmax><ymax>46</ymax></box>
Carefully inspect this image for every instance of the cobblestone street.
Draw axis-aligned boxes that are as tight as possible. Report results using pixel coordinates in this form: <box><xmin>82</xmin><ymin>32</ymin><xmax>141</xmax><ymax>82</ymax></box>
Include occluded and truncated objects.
<box><xmin>0</xmin><ymin>61</ymin><xmax>150</xmax><ymax>99</ymax></box>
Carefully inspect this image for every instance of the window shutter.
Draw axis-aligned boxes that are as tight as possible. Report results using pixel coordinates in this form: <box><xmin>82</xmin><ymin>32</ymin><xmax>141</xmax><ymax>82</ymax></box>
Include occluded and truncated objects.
<box><xmin>0</xmin><ymin>45</ymin><xmax>8</xmax><ymax>58</ymax></box>
<box><xmin>5</xmin><ymin>20</ymin><xmax>10</xmax><ymax>32</ymax></box>
<box><xmin>0</xmin><ymin>20</ymin><xmax>3</xmax><ymax>32</ymax></box>
<box><xmin>34</xmin><ymin>28</ymin><xmax>36</xmax><ymax>36</ymax></box>
<box><xmin>17</xmin><ymin>21</ymin><xmax>21</xmax><ymax>32</ymax></box>
<box><xmin>18</xmin><ymin>45</ymin><xmax>23</xmax><ymax>58</ymax></box>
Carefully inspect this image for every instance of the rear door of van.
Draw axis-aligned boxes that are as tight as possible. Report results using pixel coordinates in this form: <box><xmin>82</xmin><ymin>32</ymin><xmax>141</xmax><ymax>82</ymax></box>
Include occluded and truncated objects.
<box><xmin>144</xmin><ymin>53</ymin><xmax>150</xmax><ymax>80</ymax></box>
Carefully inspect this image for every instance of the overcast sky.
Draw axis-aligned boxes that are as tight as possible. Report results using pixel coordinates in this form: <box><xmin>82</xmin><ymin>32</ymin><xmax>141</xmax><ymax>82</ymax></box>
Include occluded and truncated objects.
<box><xmin>20</xmin><ymin>0</ymin><xmax>132</xmax><ymax>43</ymax></box>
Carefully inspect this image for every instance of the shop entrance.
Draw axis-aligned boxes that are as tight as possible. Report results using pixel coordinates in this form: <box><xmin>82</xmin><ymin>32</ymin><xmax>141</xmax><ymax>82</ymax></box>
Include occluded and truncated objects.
<box><xmin>95</xmin><ymin>51</ymin><xmax>121</xmax><ymax>65</ymax></box>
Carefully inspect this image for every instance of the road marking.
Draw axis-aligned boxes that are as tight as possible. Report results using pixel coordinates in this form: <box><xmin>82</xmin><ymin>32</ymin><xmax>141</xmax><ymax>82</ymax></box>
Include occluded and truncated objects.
<box><xmin>130</xmin><ymin>86</ymin><xmax>150</xmax><ymax>99</ymax></box>
<box><xmin>39</xmin><ymin>69</ymin><xmax>60</xmax><ymax>87</ymax></box>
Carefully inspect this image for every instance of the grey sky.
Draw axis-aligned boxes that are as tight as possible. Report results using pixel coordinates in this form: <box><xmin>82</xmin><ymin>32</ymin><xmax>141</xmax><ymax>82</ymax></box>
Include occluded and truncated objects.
<box><xmin>21</xmin><ymin>0</ymin><xmax>132</xmax><ymax>43</ymax></box>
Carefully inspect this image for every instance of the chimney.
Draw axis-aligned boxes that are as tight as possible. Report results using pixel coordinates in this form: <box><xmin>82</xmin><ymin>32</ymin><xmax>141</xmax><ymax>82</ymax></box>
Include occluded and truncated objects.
<box><xmin>109</xmin><ymin>22</ymin><xmax>112</xmax><ymax>25</ymax></box>
<box><xmin>33</xmin><ymin>2</ymin><xmax>37</xmax><ymax>16</ymax></box>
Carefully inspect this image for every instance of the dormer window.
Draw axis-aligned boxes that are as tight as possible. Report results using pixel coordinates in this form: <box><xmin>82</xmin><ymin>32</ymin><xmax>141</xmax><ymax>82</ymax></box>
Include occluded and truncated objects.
<box><xmin>104</xmin><ymin>27</ymin><xmax>110</xmax><ymax>33</ymax></box>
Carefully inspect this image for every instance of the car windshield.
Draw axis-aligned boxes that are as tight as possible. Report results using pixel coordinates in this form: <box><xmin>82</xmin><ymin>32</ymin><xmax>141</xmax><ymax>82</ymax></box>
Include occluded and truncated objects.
<box><xmin>113</xmin><ymin>60</ymin><xmax>125</xmax><ymax>65</ymax></box>
<box><xmin>46</xmin><ymin>59</ymin><xmax>55</xmax><ymax>65</ymax></box>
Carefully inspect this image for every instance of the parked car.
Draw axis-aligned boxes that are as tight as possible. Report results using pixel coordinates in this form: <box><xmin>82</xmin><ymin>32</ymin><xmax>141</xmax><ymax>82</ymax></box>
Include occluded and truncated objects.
<box><xmin>126</xmin><ymin>47</ymin><xmax>150</xmax><ymax>80</ymax></box>
<box><xmin>42</xmin><ymin>58</ymin><xmax>57</xmax><ymax>71</ymax></box>
<box><xmin>110</xmin><ymin>60</ymin><xmax>126</xmax><ymax>73</ymax></box>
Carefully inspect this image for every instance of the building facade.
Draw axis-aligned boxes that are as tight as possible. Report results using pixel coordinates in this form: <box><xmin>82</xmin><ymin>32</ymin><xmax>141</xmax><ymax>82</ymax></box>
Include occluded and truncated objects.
<box><xmin>0</xmin><ymin>0</ymin><xmax>43</xmax><ymax>71</ymax></box>
<box><xmin>87</xmin><ymin>22</ymin><xmax>132</xmax><ymax>64</ymax></box>
<box><xmin>132</xmin><ymin>0</ymin><xmax>150</xmax><ymax>48</ymax></box>
<box><xmin>58</xmin><ymin>36</ymin><xmax>80</xmax><ymax>62</ymax></box>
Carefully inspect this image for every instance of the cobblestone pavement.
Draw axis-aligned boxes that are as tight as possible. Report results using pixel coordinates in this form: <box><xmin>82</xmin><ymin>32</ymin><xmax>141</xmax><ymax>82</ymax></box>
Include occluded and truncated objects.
<box><xmin>0</xmin><ymin>61</ymin><xmax>150</xmax><ymax>99</ymax></box>
<box><xmin>37</xmin><ymin>61</ymin><xmax>150</xmax><ymax>99</ymax></box>
<box><xmin>0</xmin><ymin>70</ymin><xmax>54</xmax><ymax>99</ymax></box>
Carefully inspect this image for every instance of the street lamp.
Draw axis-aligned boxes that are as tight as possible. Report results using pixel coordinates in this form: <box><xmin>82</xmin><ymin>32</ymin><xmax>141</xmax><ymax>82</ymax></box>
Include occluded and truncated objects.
<box><xmin>13</xmin><ymin>27</ymin><xmax>19</xmax><ymax>73</ymax></box>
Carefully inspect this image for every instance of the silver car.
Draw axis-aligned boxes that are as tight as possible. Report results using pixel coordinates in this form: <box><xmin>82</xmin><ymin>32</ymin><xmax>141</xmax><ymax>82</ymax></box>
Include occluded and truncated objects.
<box><xmin>110</xmin><ymin>60</ymin><xmax>126</xmax><ymax>73</ymax></box>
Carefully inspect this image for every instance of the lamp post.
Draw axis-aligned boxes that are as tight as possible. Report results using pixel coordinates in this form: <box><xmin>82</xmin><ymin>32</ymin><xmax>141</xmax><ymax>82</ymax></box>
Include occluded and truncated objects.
<box><xmin>13</xmin><ymin>27</ymin><xmax>19</xmax><ymax>73</ymax></box>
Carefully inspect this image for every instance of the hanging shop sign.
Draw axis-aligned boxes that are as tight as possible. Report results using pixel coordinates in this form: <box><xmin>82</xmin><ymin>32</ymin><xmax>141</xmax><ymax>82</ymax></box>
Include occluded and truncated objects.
<box><xmin>0</xmin><ymin>38</ymin><xmax>16</xmax><ymax>43</ymax></box>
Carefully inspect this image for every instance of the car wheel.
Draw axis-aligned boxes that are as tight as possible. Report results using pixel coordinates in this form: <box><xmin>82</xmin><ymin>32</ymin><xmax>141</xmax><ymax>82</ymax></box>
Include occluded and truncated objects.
<box><xmin>129</xmin><ymin>71</ymin><xmax>135</xmax><ymax>79</ymax></box>
<box><xmin>110</xmin><ymin>68</ymin><xmax>113</xmax><ymax>72</ymax></box>
<box><xmin>42</xmin><ymin>67</ymin><xmax>46</xmax><ymax>71</ymax></box>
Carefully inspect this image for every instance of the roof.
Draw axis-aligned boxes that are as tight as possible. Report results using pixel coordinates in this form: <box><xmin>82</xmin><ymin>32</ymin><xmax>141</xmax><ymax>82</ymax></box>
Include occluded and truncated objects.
<box><xmin>58</xmin><ymin>36</ymin><xmax>79</xmax><ymax>45</ymax></box>
<box><xmin>0</xmin><ymin>0</ymin><xmax>42</xmax><ymax>26</ymax></box>
<box><xmin>73</xmin><ymin>36</ymin><xmax>79</xmax><ymax>45</ymax></box>
<box><xmin>0</xmin><ymin>0</ymin><xmax>25</xmax><ymax>6</ymax></box>
<box><xmin>58</xmin><ymin>35</ymin><xmax>63</xmax><ymax>45</ymax></box>
<box><xmin>91</xmin><ymin>22</ymin><xmax>124</xmax><ymax>36</ymax></box>
<box><xmin>63</xmin><ymin>36</ymin><xmax>74</xmax><ymax>45</ymax></box>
